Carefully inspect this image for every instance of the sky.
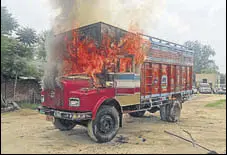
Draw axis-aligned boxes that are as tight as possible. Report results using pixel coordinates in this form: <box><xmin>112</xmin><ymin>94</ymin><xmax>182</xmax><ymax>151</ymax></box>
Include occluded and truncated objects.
<box><xmin>2</xmin><ymin>0</ymin><xmax>226</xmax><ymax>73</ymax></box>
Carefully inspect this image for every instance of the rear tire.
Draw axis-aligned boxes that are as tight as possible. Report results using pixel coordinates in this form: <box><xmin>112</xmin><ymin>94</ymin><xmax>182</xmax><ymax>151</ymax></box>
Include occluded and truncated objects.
<box><xmin>129</xmin><ymin>110</ymin><xmax>146</xmax><ymax>117</ymax></box>
<box><xmin>87</xmin><ymin>105</ymin><xmax>119</xmax><ymax>143</ymax></box>
<box><xmin>166</xmin><ymin>99</ymin><xmax>182</xmax><ymax>122</ymax></box>
<box><xmin>53</xmin><ymin>118</ymin><xmax>76</xmax><ymax>131</ymax></box>
<box><xmin>160</xmin><ymin>99</ymin><xmax>182</xmax><ymax>122</ymax></box>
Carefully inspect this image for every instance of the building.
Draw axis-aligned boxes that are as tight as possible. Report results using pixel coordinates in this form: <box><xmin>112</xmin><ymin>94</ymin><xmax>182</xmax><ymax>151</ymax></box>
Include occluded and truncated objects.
<box><xmin>195</xmin><ymin>73</ymin><xmax>220</xmax><ymax>88</ymax></box>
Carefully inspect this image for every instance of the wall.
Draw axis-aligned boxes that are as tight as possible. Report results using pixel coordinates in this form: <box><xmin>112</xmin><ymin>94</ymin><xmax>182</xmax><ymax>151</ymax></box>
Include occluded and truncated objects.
<box><xmin>1</xmin><ymin>78</ymin><xmax>41</xmax><ymax>103</ymax></box>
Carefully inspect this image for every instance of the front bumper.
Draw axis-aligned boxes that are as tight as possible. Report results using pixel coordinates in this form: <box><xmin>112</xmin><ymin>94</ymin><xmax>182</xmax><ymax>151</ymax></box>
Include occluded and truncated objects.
<box><xmin>37</xmin><ymin>106</ymin><xmax>92</xmax><ymax>121</ymax></box>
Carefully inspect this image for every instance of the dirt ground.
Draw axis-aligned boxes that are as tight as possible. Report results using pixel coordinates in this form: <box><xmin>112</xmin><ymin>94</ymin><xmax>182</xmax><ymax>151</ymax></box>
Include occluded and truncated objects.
<box><xmin>1</xmin><ymin>94</ymin><xmax>226</xmax><ymax>154</ymax></box>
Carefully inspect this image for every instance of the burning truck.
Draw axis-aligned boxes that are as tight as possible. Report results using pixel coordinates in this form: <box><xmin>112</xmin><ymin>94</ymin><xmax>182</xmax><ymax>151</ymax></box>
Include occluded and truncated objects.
<box><xmin>38</xmin><ymin>22</ymin><xmax>194</xmax><ymax>143</ymax></box>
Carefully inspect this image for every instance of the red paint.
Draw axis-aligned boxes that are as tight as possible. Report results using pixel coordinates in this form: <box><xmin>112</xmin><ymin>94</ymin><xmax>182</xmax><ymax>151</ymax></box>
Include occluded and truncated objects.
<box><xmin>170</xmin><ymin>65</ymin><xmax>176</xmax><ymax>92</ymax></box>
<box><xmin>42</xmin><ymin>79</ymin><xmax>115</xmax><ymax>112</ymax></box>
<box><xmin>91</xmin><ymin>96</ymin><xmax>111</xmax><ymax>120</ymax></box>
<box><xmin>181</xmin><ymin>66</ymin><xmax>186</xmax><ymax>91</ymax></box>
<box><xmin>151</xmin><ymin>63</ymin><xmax>160</xmax><ymax>94</ymax></box>
<box><xmin>135</xmin><ymin>87</ymin><xmax>140</xmax><ymax>93</ymax></box>
<box><xmin>161</xmin><ymin>64</ymin><xmax>168</xmax><ymax>93</ymax></box>
<box><xmin>116</xmin><ymin>88</ymin><xmax>140</xmax><ymax>94</ymax></box>
<box><xmin>176</xmin><ymin>66</ymin><xmax>181</xmax><ymax>92</ymax></box>
<box><xmin>140</xmin><ymin>63</ymin><xmax>193</xmax><ymax>96</ymax></box>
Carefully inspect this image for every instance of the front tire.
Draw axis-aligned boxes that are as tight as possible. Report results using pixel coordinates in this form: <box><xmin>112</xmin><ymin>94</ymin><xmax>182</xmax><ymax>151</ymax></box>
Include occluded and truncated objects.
<box><xmin>53</xmin><ymin>118</ymin><xmax>76</xmax><ymax>131</ymax></box>
<box><xmin>87</xmin><ymin>105</ymin><xmax>119</xmax><ymax>143</ymax></box>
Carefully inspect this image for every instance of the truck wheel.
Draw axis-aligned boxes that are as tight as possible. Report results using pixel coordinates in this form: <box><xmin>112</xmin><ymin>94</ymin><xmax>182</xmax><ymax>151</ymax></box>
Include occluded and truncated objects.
<box><xmin>129</xmin><ymin>110</ymin><xmax>146</xmax><ymax>117</ymax></box>
<box><xmin>160</xmin><ymin>104</ymin><xmax>167</xmax><ymax>121</ymax></box>
<box><xmin>53</xmin><ymin>118</ymin><xmax>76</xmax><ymax>131</ymax></box>
<box><xmin>166</xmin><ymin>99</ymin><xmax>182</xmax><ymax>122</ymax></box>
<box><xmin>87</xmin><ymin>105</ymin><xmax>119</xmax><ymax>143</ymax></box>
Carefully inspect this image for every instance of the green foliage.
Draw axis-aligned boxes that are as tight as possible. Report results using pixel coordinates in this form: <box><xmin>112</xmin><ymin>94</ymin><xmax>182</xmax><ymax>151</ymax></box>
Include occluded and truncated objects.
<box><xmin>184</xmin><ymin>41</ymin><xmax>219</xmax><ymax>74</ymax></box>
<box><xmin>1</xmin><ymin>35</ymin><xmax>27</xmax><ymax>78</ymax></box>
<box><xmin>1</xmin><ymin>34</ymin><xmax>41</xmax><ymax>79</ymax></box>
<box><xmin>1</xmin><ymin>6</ymin><xmax>45</xmax><ymax>80</ymax></box>
<box><xmin>16</xmin><ymin>27</ymin><xmax>38</xmax><ymax>47</ymax></box>
<box><xmin>205</xmin><ymin>99</ymin><xmax>226</xmax><ymax>108</ymax></box>
<box><xmin>1</xmin><ymin>6</ymin><xmax>18</xmax><ymax>35</ymax></box>
<box><xmin>25</xmin><ymin>60</ymin><xmax>44</xmax><ymax>79</ymax></box>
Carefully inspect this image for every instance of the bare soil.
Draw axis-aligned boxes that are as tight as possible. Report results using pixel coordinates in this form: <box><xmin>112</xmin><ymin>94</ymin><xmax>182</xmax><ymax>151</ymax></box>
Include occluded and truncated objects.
<box><xmin>1</xmin><ymin>94</ymin><xmax>226</xmax><ymax>154</ymax></box>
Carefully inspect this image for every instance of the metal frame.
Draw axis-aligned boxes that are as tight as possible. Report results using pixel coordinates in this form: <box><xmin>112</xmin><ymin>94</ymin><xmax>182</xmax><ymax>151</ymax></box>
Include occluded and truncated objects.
<box><xmin>60</xmin><ymin>22</ymin><xmax>194</xmax><ymax>55</ymax></box>
<box><xmin>139</xmin><ymin>33</ymin><xmax>194</xmax><ymax>55</ymax></box>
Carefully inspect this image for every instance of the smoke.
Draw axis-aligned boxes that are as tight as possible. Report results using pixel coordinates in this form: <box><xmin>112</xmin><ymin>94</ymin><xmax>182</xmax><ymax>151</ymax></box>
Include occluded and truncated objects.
<box><xmin>43</xmin><ymin>30</ymin><xmax>65</xmax><ymax>89</ymax></box>
<box><xmin>43</xmin><ymin>0</ymin><xmax>166</xmax><ymax>89</ymax></box>
<box><xmin>48</xmin><ymin>0</ymin><xmax>166</xmax><ymax>34</ymax></box>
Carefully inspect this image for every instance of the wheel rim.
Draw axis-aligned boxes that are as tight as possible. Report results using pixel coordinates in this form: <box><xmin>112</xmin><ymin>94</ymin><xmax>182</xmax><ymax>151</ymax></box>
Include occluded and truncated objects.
<box><xmin>98</xmin><ymin>115</ymin><xmax>115</xmax><ymax>134</ymax></box>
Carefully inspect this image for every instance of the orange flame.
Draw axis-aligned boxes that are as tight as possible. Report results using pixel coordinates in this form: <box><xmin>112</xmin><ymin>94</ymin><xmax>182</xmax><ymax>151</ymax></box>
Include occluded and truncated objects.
<box><xmin>63</xmin><ymin>26</ymin><xmax>150</xmax><ymax>84</ymax></box>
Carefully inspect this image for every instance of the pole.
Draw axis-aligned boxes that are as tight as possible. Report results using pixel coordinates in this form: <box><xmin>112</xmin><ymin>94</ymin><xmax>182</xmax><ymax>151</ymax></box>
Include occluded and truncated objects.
<box><xmin>164</xmin><ymin>130</ymin><xmax>212</xmax><ymax>152</ymax></box>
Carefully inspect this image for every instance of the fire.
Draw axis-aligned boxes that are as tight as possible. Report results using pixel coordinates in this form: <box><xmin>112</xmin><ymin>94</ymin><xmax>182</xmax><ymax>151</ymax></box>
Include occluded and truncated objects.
<box><xmin>63</xmin><ymin>31</ymin><xmax>104</xmax><ymax>81</ymax></box>
<box><xmin>63</xmin><ymin>26</ymin><xmax>150</xmax><ymax>85</ymax></box>
<box><xmin>118</xmin><ymin>32</ymin><xmax>150</xmax><ymax>72</ymax></box>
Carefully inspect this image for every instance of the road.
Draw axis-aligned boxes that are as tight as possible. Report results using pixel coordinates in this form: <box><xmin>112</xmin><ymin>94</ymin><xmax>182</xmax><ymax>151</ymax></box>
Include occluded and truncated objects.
<box><xmin>1</xmin><ymin>94</ymin><xmax>226</xmax><ymax>154</ymax></box>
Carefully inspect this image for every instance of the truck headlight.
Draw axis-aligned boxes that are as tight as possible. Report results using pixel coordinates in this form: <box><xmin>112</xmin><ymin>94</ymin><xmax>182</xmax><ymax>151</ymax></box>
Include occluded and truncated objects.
<box><xmin>41</xmin><ymin>95</ymin><xmax>44</xmax><ymax>103</ymax></box>
<box><xmin>50</xmin><ymin>91</ymin><xmax>55</xmax><ymax>98</ymax></box>
<box><xmin>69</xmin><ymin>98</ymin><xmax>80</xmax><ymax>107</ymax></box>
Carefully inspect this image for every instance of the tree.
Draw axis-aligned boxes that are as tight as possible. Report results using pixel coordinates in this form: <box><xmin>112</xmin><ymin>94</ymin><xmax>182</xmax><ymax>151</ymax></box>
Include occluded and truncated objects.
<box><xmin>1</xmin><ymin>35</ymin><xmax>28</xmax><ymax>78</ymax></box>
<box><xmin>35</xmin><ymin>30</ymin><xmax>49</xmax><ymax>61</ymax></box>
<box><xmin>1</xmin><ymin>6</ymin><xmax>18</xmax><ymax>35</ymax></box>
<box><xmin>184</xmin><ymin>41</ymin><xmax>219</xmax><ymax>74</ymax></box>
<box><xmin>1</xmin><ymin>34</ymin><xmax>40</xmax><ymax>76</ymax></box>
<box><xmin>16</xmin><ymin>27</ymin><xmax>38</xmax><ymax>47</ymax></box>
